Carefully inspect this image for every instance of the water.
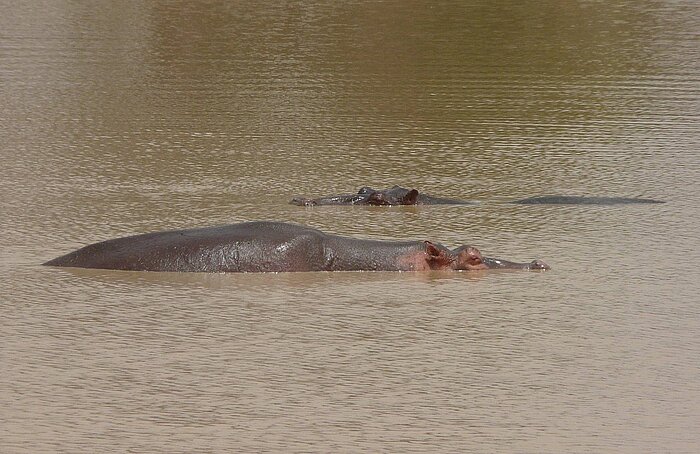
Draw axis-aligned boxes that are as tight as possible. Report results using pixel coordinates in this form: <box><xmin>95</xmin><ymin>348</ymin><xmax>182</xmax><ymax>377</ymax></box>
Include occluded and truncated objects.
<box><xmin>2</xmin><ymin>1</ymin><xmax>699</xmax><ymax>452</ymax></box>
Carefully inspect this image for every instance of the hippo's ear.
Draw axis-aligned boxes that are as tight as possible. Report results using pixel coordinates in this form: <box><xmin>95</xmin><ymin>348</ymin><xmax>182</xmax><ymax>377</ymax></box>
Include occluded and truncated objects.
<box><xmin>402</xmin><ymin>189</ymin><xmax>420</xmax><ymax>205</ymax></box>
<box><xmin>424</xmin><ymin>241</ymin><xmax>454</xmax><ymax>269</ymax></box>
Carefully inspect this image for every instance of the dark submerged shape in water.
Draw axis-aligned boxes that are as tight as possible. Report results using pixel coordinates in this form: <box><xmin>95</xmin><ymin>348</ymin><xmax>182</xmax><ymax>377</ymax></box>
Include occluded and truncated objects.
<box><xmin>510</xmin><ymin>195</ymin><xmax>666</xmax><ymax>205</ymax></box>
<box><xmin>291</xmin><ymin>185</ymin><xmax>476</xmax><ymax>206</ymax></box>
<box><xmin>291</xmin><ymin>186</ymin><xmax>665</xmax><ymax>206</ymax></box>
<box><xmin>43</xmin><ymin>221</ymin><xmax>549</xmax><ymax>273</ymax></box>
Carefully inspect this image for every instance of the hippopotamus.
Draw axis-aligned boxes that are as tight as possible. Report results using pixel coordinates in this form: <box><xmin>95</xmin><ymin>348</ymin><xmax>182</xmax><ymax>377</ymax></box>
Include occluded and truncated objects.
<box><xmin>43</xmin><ymin>221</ymin><xmax>549</xmax><ymax>273</ymax></box>
<box><xmin>509</xmin><ymin>195</ymin><xmax>665</xmax><ymax>205</ymax></box>
<box><xmin>291</xmin><ymin>186</ymin><xmax>476</xmax><ymax>206</ymax></box>
<box><xmin>291</xmin><ymin>186</ymin><xmax>665</xmax><ymax>206</ymax></box>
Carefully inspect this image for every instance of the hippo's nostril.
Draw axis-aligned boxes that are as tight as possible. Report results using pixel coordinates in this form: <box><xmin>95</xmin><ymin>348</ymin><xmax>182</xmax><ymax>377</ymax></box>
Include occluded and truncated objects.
<box><xmin>530</xmin><ymin>259</ymin><xmax>551</xmax><ymax>270</ymax></box>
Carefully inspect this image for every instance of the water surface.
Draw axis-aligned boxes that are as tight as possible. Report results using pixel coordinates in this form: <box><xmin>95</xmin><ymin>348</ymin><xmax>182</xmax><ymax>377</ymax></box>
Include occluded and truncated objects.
<box><xmin>1</xmin><ymin>1</ymin><xmax>699</xmax><ymax>452</ymax></box>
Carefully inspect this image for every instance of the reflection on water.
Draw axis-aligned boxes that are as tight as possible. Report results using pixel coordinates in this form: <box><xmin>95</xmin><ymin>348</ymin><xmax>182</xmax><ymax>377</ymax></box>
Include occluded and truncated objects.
<box><xmin>2</xmin><ymin>0</ymin><xmax>699</xmax><ymax>452</ymax></box>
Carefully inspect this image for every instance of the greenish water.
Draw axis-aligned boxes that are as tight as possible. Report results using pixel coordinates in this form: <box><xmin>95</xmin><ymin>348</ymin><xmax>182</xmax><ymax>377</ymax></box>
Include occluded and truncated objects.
<box><xmin>1</xmin><ymin>1</ymin><xmax>698</xmax><ymax>452</ymax></box>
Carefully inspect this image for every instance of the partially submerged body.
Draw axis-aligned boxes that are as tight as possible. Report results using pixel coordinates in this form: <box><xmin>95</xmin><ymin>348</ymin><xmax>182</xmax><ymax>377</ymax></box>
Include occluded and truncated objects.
<box><xmin>291</xmin><ymin>186</ymin><xmax>476</xmax><ymax>206</ymax></box>
<box><xmin>43</xmin><ymin>221</ymin><xmax>549</xmax><ymax>273</ymax></box>
<box><xmin>510</xmin><ymin>195</ymin><xmax>665</xmax><ymax>205</ymax></box>
<box><xmin>291</xmin><ymin>186</ymin><xmax>665</xmax><ymax>206</ymax></box>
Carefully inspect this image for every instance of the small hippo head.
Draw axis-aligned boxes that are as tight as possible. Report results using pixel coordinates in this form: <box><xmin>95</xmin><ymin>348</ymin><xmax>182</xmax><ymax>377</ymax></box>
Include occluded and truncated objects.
<box><xmin>423</xmin><ymin>242</ymin><xmax>489</xmax><ymax>271</ymax></box>
<box><xmin>425</xmin><ymin>243</ymin><xmax>551</xmax><ymax>271</ymax></box>
<box><xmin>365</xmin><ymin>187</ymin><xmax>420</xmax><ymax>206</ymax></box>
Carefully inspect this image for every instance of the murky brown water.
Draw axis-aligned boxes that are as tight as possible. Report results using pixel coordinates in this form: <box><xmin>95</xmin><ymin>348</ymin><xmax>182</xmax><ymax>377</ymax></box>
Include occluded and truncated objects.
<box><xmin>2</xmin><ymin>1</ymin><xmax>699</xmax><ymax>452</ymax></box>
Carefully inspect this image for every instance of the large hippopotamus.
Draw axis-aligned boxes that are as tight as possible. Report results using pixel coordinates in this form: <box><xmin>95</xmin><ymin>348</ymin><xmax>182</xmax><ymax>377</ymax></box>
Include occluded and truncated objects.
<box><xmin>291</xmin><ymin>186</ymin><xmax>665</xmax><ymax>206</ymax></box>
<box><xmin>43</xmin><ymin>221</ymin><xmax>549</xmax><ymax>273</ymax></box>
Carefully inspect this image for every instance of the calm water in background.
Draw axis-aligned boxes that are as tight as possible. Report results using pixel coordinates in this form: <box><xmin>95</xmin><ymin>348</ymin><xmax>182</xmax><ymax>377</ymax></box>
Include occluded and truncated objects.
<box><xmin>1</xmin><ymin>1</ymin><xmax>699</xmax><ymax>452</ymax></box>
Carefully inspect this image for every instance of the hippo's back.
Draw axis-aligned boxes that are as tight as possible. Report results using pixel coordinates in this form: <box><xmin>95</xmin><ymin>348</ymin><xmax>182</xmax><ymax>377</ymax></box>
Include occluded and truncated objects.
<box><xmin>43</xmin><ymin>221</ymin><xmax>328</xmax><ymax>272</ymax></box>
<box><xmin>511</xmin><ymin>196</ymin><xmax>665</xmax><ymax>205</ymax></box>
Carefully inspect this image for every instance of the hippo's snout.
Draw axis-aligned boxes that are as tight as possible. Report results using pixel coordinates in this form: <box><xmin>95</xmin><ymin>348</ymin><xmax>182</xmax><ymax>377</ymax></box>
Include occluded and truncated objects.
<box><xmin>529</xmin><ymin>259</ymin><xmax>550</xmax><ymax>271</ymax></box>
<box><xmin>291</xmin><ymin>197</ymin><xmax>317</xmax><ymax>206</ymax></box>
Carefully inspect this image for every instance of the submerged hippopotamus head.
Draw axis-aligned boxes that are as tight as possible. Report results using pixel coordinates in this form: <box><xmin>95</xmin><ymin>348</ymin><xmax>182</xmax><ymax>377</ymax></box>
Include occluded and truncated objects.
<box><xmin>408</xmin><ymin>242</ymin><xmax>550</xmax><ymax>272</ymax></box>
<box><xmin>291</xmin><ymin>185</ymin><xmax>421</xmax><ymax>206</ymax></box>
<box><xmin>363</xmin><ymin>186</ymin><xmax>420</xmax><ymax>206</ymax></box>
<box><xmin>291</xmin><ymin>185</ymin><xmax>474</xmax><ymax>206</ymax></box>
